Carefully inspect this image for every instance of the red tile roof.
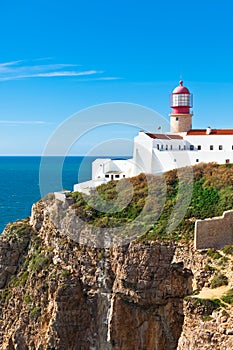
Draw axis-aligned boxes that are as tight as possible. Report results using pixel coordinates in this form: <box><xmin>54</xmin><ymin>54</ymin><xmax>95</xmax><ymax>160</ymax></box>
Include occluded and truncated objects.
<box><xmin>187</xmin><ymin>129</ymin><xmax>233</xmax><ymax>136</ymax></box>
<box><xmin>145</xmin><ymin>133</ymin><xmax>183</xmax><ymax>140</ymax></box>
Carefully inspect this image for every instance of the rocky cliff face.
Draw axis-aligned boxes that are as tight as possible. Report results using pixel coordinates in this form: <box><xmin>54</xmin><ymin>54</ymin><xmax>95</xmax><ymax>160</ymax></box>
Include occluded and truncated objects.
<box><xmin>0</xmin><ymin>198</ymin><xmax>233</xmax><ymax>349</ymax></box>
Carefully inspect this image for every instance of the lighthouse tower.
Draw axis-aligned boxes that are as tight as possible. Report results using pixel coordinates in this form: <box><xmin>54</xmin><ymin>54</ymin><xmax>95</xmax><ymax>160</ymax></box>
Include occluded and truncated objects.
<box><xmin>169</xmin><ymin>80</ymin><xmax>193</xmax><ymax>133</ymax></box>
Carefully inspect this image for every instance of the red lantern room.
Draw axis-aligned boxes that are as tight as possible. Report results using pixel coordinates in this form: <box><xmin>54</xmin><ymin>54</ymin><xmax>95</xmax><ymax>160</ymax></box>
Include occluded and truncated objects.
<box><xmin>170</xmin><ymin>80</ymin><xmax>193</xmax><ymax>115</ymax></box>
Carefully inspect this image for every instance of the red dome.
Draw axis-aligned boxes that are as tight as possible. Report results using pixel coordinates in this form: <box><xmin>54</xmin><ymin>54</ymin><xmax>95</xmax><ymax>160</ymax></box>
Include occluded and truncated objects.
<box><xmin>172</xmin><ymin>80</ymin><xmax>190</xmax><ymax>94</ymax></box>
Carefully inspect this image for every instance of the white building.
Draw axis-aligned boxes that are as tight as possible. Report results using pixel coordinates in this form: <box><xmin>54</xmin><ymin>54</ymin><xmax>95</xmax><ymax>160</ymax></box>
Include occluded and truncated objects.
<box><xmin>74</xmin><ymin>81</ymin><xmax>233</xmax><ymax>193</ymax></box>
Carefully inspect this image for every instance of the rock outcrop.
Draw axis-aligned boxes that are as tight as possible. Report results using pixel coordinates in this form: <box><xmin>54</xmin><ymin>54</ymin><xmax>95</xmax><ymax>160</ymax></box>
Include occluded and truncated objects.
<box><xmin>0</xmin><ymin>197</ymin><xmax>233</xmax><ymax>349</ymax></box>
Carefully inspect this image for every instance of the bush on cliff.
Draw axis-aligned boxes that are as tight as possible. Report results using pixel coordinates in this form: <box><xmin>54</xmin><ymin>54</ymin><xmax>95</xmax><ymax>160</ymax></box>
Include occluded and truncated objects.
<box><xmin>69</xmin><ymin>163</ymin><xmax>233</xmax><ymax>242</ymax></box>
<box><xmin>221</xmin><ymin>289</ymin><xmax>233</xmax><ymax>305</ymax></box>
<box><xmin>210</xmin><ymin>274</ymin><xmax>228</xmax><ymax>289</ymax></box>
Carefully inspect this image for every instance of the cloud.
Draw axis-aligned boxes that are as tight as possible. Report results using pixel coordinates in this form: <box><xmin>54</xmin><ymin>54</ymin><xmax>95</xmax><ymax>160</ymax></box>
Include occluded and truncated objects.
<box><xmin>0</xmin><ymin>60</ymin><xmax>23</xmax><ymax>69</ymax></box>
<box><xmin>0</xmin><ymin>120</ymin><xmax>51</xmax><ymax>125</ymax></box>
<box><xmin>0</xmin><ymin>59</ymin><xmax>104</xmax><ymax>81</ymax></box>
<box><xmin>35</xmin><ymin>70</ymin><xmax>102</xmax><ymax>78</ymax></box>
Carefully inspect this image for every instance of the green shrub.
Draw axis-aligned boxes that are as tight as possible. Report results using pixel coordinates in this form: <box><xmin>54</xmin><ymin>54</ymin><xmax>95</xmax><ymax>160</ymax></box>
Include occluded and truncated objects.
<box><xmin>9</xmin><ymin>270</ymin><xmax>29</xmax><ymax>288</ymax></box>
<box><xmin>221</xmin><ymin>289</ymin><xmax>233</xmax><ymax>305</ymax></box>
<box><xmin>210</xmin><ymin>274</ymin><xmax>228</xmax><ymax>289</ymax></box>
<box><xmin>190</xmin><ymin>297</ymin><xmax>223</xmax><ymax>314</ymax></box>
<box><xmin>30</xmin><ymin>306</ymin><xmax>41</xmax><ymax>319</ymax></box>
<box><xmin>0</xmin><ymin>289</ymin><xmax>12</xmax><ymax>301</ymax></box>
<box><xmin>24</xmin><ymin>293</ymin><xmax>32</xmax><ymax>304</ymax></box>
<box><xmin>70</xmin><ymin>164</ymin><xmax>233</xmax><ymax>243</ymax></box>
<box><xmin>217</xmin><ymin>256</ymin><xmax>229</xmax><ymax>266</ymax></box>
<box><xmin>29</xmin><ymin>254</ymin><xmax>50</xmax><ymax>273</ymax></box>
<box><xmin>19</xmin><ymin>271</ymin><xmax>29</xmax><ymax>286</ymax></box>
<box><xmin>59</xmin><ymin>269</ymin><xmax>71</xmax><ymax>279</ymax></box>
<box><xmin>202</xmin><ymin>315</ymin><xmax>213</xmax><ymax>322</ymax></box>
<box><xmin>207</xmin><ymin>248</ymin><xmax>222</xmax><ymax>260</ymax></box>
<box><xmin>222</xmin><ymin>245</ymin><xmax>233</xmax><ymax>255</ymax></box>
<box><xmin>7</xmin><ymin>222</ymin><xmax>32</xmax><ymax>239</ymax></box>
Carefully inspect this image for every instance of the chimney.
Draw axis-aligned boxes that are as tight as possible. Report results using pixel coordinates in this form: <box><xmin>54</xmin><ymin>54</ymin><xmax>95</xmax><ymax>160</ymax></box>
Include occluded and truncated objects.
<box><xmin>206</xmin><ymin>126</ymin><xmax>212</xmax><ymax>135</ymax></box>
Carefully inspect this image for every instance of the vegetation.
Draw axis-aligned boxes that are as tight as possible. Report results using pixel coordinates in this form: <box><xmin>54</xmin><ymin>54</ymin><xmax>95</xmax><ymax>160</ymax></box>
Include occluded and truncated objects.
<box><xmin>217</xmin><ymin>256</ymin><xmax>229</xmax><ymax>266</ymax></box>
<box><xmin>188</xmin><ymin>297</ymin><xmax>224</xmax><ymax>315</ymax></box>
<box><xmin>9</xmin><ymin>271</ymin><xmax>29</xmax><ymax>288</ymax></box>
<box><xmin>207</xmin><ymin>248</ymin><xmax>222</xmax><ymax>260</ymax></box>
<box><xmin>6</xmin><ymin>221</ymin><xmax>32</xmax><ymax>242</ymax></box>
<box><xmin>24</xmin><ymin>292</ymin><xmax>33</xmax><ymax>304</ymax></box>
<box><xmin>59</xmin><ymin>269</ymin><xmax>71</xmax><ymax>279</ymax></box>
<box><xmin>30</xmin><ymin>306</ymin><xmax>41</xmax><ymax>319</ymax></box>
<box><xmin>67</xmin><ymin>163</ymin><xmax>233</xmax><ymax>242</ymax></box>
<box><xmin>0</xmin><ymin>288</ymin><xmax>12</xmax><ymax>301</ymax></box>
<box><xmin>222</xmin><ymin>245</ymin><xmax>233</xmax><ymax>255</ymax></box>
<box><xmin>202</xmin><ymin>315</ymin><xmax>213</xmax><ymax>322</ymax></box>
<box><xmin>221</xmin><ymin>289</ymin><xmax>233</xmax><ymax>305</ymax></box>
<box><xmin>204</xmin><ymin>264</ymin><xmax>216</xmax><ymax>272</ymax></box>
<box><xmin>29</xmin><ymin>253</ymin><xmax>51</xmax><ymax>273</ymax></box>
<box><xmin>210</xmin><ymin>274</ymin><xmax>228</xmax><ymax>289</ymax></box>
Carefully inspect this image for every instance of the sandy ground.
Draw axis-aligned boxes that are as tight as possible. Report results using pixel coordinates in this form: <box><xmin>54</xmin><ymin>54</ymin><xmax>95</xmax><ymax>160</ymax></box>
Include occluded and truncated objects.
<box><xmin>195</xmin><ymin>285</ymin><xmax>231</xmax><ymax>299</ymax></box>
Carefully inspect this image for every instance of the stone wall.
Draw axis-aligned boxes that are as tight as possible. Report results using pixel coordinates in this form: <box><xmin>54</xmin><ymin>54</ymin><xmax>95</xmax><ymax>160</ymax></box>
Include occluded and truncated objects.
<box><xmin>194</xmin><ymin>210</ymin><xmax>233</xmax><ymax>250</ymax></box>
<box><xmin>170</xmin><ymin>114</ymin><xmax>192</xmax><ymax>133</ymax></box>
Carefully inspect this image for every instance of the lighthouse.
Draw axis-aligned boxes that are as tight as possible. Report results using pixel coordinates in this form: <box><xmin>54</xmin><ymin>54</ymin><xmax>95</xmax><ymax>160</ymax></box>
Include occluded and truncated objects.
<box><xmin>169</xmin><ymin>80</ymin><xmax>193</xmax><ymax>133</ymax></box>
<box><xmin>74</xmin><ymin>80</ymin><xmax>233</xmax><ymax>194</ymax></box>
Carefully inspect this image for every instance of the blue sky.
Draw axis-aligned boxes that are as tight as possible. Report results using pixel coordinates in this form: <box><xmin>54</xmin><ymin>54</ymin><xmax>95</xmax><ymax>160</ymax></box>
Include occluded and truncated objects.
<box><xmin>0</xmin><ymin>0</ymin><xmax>233</xmax><ymax>155</ymax></box>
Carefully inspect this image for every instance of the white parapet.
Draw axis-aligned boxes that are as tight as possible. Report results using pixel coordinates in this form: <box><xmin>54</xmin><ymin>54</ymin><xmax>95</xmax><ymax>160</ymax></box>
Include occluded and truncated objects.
<box><xmin>73</xmin><ymin>179</ymin><xmax>108</xmax><ymax>195</ymax></box>
<box><xmin>54</xmin><ymin>190</ymin><xmax>71</xmax><ymax>202</ymax></box>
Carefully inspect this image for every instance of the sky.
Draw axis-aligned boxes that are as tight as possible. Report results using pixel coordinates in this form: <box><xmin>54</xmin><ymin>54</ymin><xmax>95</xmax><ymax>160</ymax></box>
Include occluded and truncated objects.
<box><xmin>0</xmin><ymin>0</ymin><xmax>233</xmax><ymax>155</ymax></box>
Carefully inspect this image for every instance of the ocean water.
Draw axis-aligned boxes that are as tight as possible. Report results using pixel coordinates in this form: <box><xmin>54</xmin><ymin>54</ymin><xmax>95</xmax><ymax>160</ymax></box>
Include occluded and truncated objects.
<box><xmin>0</xmin><ymin>156</ymin><xmax>96</xmax><ymax>233</ymax></box>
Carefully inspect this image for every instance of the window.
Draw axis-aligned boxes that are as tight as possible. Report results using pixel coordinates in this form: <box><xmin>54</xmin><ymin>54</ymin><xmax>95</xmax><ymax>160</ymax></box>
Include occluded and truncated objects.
<box><xmin>172</xmin><ymin>94</ymin><xmax>191</xmax><ymax>107</ymax></box>
<box><xmin>232</xmin><ymin>145</ymin><xmax>233</xmax><ymax>150</ymax></box>
<box><xmin>210</xmin><ymin>145</ymin><xmax>214</xmax><ymax>150</ymax></box>
<box><xmin>184</xmin><ymin>145</ymin><xmax>186</xmax><ymax>150</ymax></box>
<box><xmin>219</xmin><ymin>145</ymin><xmax>223</xmax><ymax>150</ymax></box>
<box><xmin>115</xmin><ymin>174</ymin><xmax>120</xmax><ymax>178</ymax></box>
<box><xmin>170</xmin><ymin>145</ymin><xmax>173</xmax><ymax>150</ymax></box>
<box><xmin>190</xmin><ymin>145</ymin><xmax>194</xmax><ymax>151</ymax></box>
<box><xmin>157</xmin><ymin>144</ymin><xmax>160</xmax><ymax>150</ymax></box>
<box><xmin>196</xmin><ymin>159</ymin><xmax>199</xmax><ymax>162</ymax></box>
<box><xmin>179</xmin><ymin>145</ymin><xmax>181</xmax><ymax>150</ymax></box>
<box><xmin>165</xmin><ymin>145</ymin><xmax>168</xmax><ymax>150</ymax></box>
<box><xmin>226</xmin><ymin>159</ymin><xmax>230</xmax><ymax>164</ymax></box>
<box><xmin>105</xmin><ymin>174</ymin><xmax>109</xmax><ymax>178</ymax></box>
<box><xmin>197</xmin><ymin>145</ymin><xmax>201</xmax><ymax>150</ymax></box>
<box><xmin>176</xmin><ymin>117</ymin><xmax>179</xmax><ymax>121</ymax></box>
<box><xmin>161</xmin><ymin>144</ymin><xmax>163</xmax><ymax>150</ymax></box>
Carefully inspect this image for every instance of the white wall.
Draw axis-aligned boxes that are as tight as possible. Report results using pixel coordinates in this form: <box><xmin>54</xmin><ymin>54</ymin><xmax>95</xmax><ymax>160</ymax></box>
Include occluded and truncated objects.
<box><xmin>184</xmin><ymin>135</ymin><xmax>233</xmax><ymax>152</ymax></box>
<box><xmin>132</xmin><ymin>132</ymin><xmax>233</xmax><ymax>174</ymax></box>
<box><xmin>73</xmin><ymin>131</ymin><xmax>233</xmax><ymax>194</ymax></box>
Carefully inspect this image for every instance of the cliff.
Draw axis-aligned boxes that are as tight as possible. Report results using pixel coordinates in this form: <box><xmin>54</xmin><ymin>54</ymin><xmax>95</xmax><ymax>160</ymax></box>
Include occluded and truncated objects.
<box><xmin>1</xmin><ymin>164</ymin><xmax>233</xmax><ymax>349</ymax></box>
<box><xmin>0</xmin><ymin>199</ymin><xmax>192</xmax><ymax>350</ymax></box>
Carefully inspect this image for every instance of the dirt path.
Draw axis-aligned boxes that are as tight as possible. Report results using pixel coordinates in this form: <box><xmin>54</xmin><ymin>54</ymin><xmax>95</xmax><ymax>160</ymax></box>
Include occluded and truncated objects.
<box><xmin>194</xmin><ymin>285</ymin><xmax>230</xmax><ymax>299</ymax></box>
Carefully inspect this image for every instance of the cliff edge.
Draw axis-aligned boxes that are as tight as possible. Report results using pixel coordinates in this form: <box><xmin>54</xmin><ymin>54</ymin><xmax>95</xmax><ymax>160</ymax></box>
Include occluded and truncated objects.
<box><xmin>1</xmin><ymin>164</ymin><xmax>233</xmax><ymax>349</ymax></box>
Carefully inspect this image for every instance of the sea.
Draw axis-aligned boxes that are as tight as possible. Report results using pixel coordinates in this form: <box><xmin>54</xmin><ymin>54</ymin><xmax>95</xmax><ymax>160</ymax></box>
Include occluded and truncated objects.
<box><xmin>0</xmin><ymin>156</ymin><xmax>122</xmax><ymax>233</ymax></box>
